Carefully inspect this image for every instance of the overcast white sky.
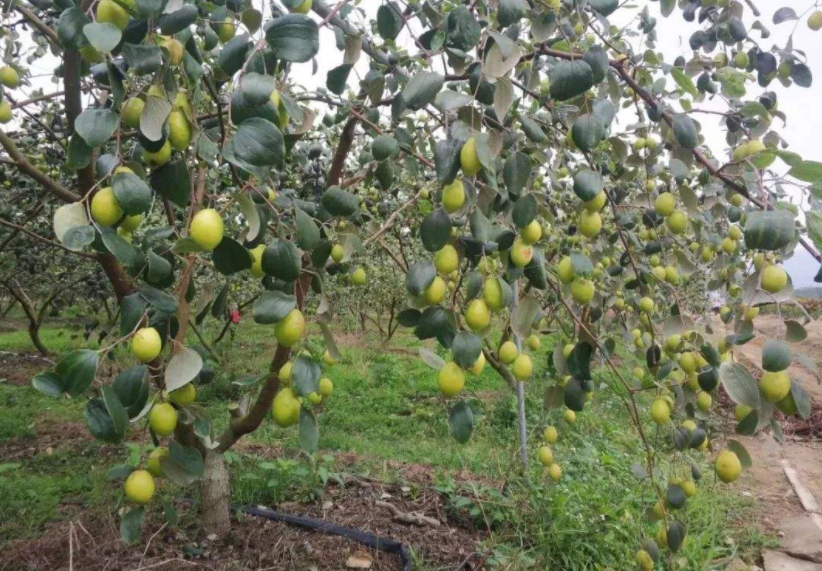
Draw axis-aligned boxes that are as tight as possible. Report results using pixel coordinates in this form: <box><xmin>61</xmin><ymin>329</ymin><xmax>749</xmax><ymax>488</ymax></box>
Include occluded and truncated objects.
<box><xmin>14</xmin><ymin>0</ymin><xmax>822</xmax><ymax>285</ymax></box>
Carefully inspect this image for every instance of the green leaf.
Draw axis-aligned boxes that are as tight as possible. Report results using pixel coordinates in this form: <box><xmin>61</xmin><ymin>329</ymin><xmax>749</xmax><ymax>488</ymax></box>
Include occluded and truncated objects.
<box><xmin>791</xmin><ymin>381</ymin><xmax>812</xmax><ymax>420</ymax></box>
<box><xmin>503</xmin><ymin>152</ymin><xmax>532</xmax><ymax>196</ymax></box>
<box><xmin>582</xmin><ymin>45</ymin><xmax>609</xmax><ymax>83</ymax></box>
<box><xmin>564</xmin><ymin>378</ymin><xmax>586</xmax><ymax>411</ymax></box>
<box><xmin>371</xmin><ymin>135</ymin><xmax>400</xmax><ymax>161</ymax></box>
<box><xmin>32</xmin><ymin>371</ymin><xmax>68</xmax><ymax>398</ymax></box>
<box><xmin>446</xmin><ymin>7</ymin><xmax>480</xmax><ymax>51</ymax></box>
<box><xmin>57</xmin><ymin>350</ymin><xmax>99</xmax><ymax>397</ymax></box>
<box><xmin>120</xmin><ymin>507</ymin><xmax>145</xmax><ymax>545</ymax></box>
<box><xmin>452</xmin><ymin>332</ymin><xmax>481</xmax><ymax>369</ymax></box>
<box><xmin>121</xmin><ymin>42</ymin><xmax>163</xmax><ymax>75</ymax></box>
<box><xmin>160</xmin><ymin>441</ymin><xmax>204</xmax><ymax>485</ymax></box>
<box><xmin>672</xmin><ymin>115</ymin><xmax>699</xmax><ymax>149</ymax></box>
<box><xmin>75</xmin><ymin>108</ymin><xmax>118</xmax><ymax>148</ymax></box>
<box><xmin>112</xmin><ymin>172</ymin><xmax>152</xmax><ymax>215</ymax></box>
<box><xmin>671</xmin><ymin>68</ymin><xmax>698</xmax><ymax>97</ymax></box>
<box><xmin>150</xmin><ymin>159</ymin><xmax>190</xmax><ymax>207</ymax></box>
<box><xmin>57</xmin><ymin>8</ymin><xmax>91</xmax><ymax>49</ymax></box>
<box><xmin>449</xmin><ymin>400</ymin><xmax>474</xmax><ymax>443</ymax></box>
<box><xmin>262</xmin><ymin>239</ymin><xmax>301</xmax><ymax>281</ymax></box>
<box><xmin>573</xmin><ymin>169</ymin><xmax>604</xmax><ymax>201</ymax></box>
<box><xmin>298</xmin><ymin>408</ymin><xmax>318</xmax><ymax>453</ymax></box>
<box><xmin>294</xmin><ymin>207</ymin><xmax>320</xmax><ymax>250</ymax></box>
<box><xmin>719</xmin><ymin>362</ymin><xmax>761</xmax><ymax>409</ymax></box>
<box><xmin>326</xmin><ymin>63</ymin><xmax>353</xmax><ymax>95</ymax></box>
<box><xmin>213</xmin><ymin>237</ymin><xmax>253</xmax><ymax>275</ymax></box>
<box><xmin>420</xmin><ymin>208</ymin><xmax>451</xmax><ymax>252</ymax></box>
<box><xmin>139</xmin><ymin>95</ymin><xmax>171</xmax><ymax>142</ymax></box>
<box><xmin>100</xmin><ymin>227</ymin><xmax>137</xmax><ymax>265</ymax></box>
<box><xmin>377</xmin><ymin>3</ymin><xmax>403</xmax><ymax>40</ymax></box>
<box><xmin>785</xmin><ymin>320</ymin><xmax>807</xmax><ymax>343</ymax></box>
<box><xmin>571</xmin><ymin>114</ymin><xmax>605</xmax><ymax>152</ymax></box>
<box><xmin>113</xmin><ymin>365</ymin><xmax>149</xmax><ymax>418</ymax></box>
<box><xmin>146</xmin><ymin>251</ymin><xmax>172</xmax><ymax>285</ymax></box>
<box><xmin>63</xmin><ymin>225</ymin><xmax>95</xmax><ymax>251</ymax></box>
<box><xmin>520</xmin><ymin>117</ymin><xmax>547</xmax><ymax>142</ymax></box>
<box><xmin>224</xmin><ymin>118</ymin><xmax>285</xmax><ymax>169</ymax></box>
<box><xmin>85</xmin><ymin>398</ymin><xmax>121</xmax><ymax>443</ymax></box>
<box><xmin>434</xmin><ymin>139</ymin><xmax>461</xmax><ymax>184</ymax></box>
<box><xmin>164</xmin><ymin>346</ymin><xmax>202</xmax><ymax>392</ymax></box>
<box><xmin>83</xmin><ymin>22</ymin><xmax>122</xmax><ymax>53</ymax></box>
<box><xmin>217</xmin><ymin>34</ymin><xmax>251</xmax><ymax>76</ymax></box>
<box><xmin>789</xmin><ymin>160</ymin><xmax>822</xmax><ymax>184</ymax></box>
<box><xmin>139</xmin><ymin>284</ymin><xmax>178</xmax><ymax>313</ymax></box>
<box><xmin>101</xmin><ymin>385</ymin><xmax>129</xmax><ymax>440</ymax></box>
<box><xmin>67</xmin><ymin>134</ymin><xmax>93</xmax><ymax>170</ymax></box>
<box><xmin>402</xmin><ymin>72</ymin><xmax>444</xmax><ymax>110</ymax></box>
<box><xmin>727</xmin><ymin>439</ymin><xmax>752</xmax><ymax>468</ymax></box>
<box><xmin>159</xmin><ymin>4</ymin><xmax>198</xmax><ymax>35</ymax></box>
<box><xmin>253</xmin><ymin>291</ymin><xmax>297</xmax><ymax>324</ymax></box>
<box><xmin>549</xmin><ymin>60</ymin><xmax>594</xmax><ymax>101</ymax></box>
<box><xmin>265</xmin><ymin>14</ymin><xmax>320</xmax><ymax>63</ymax></box>
<box><xmin>498</xmin><ymin>0</ymin><xmax>526</xmax><ymax>27</ymax></box>
<box><xmin>567</xmin><ymin>342</ymin><xmax>593</xmax><ymax>381</ymax></box>
<box><xmin>322</xmin><ymin>186</ymin><xmax>359</xmax><ymax>216</ymax></box>
<box><xmin>512</xmin><ymin>194</ymin><xmax>537</xmax><ymax>228</ymax></box>
<box><xmin>744</xmin><ymin>210</ymin><xmax>795</xmax><ymax>251</ymax></box>
<box><xmin>773</xmin><ymin>7</ymin><xmax>799</xmax><ymax>24</ymax></box>
<box><xmin>292</xmin><ymin>354</ymin><xmax>321</xmax><ymax>397</ymax></box>
<box><xmin>588</xmin><ymin>0</ymin><xmax>618</xmax><ymax>16</ymax></box>
<box><xmin>406</xmin><ymin>261</ymin><xmax>436</xmax><ymax>296</ymax></box>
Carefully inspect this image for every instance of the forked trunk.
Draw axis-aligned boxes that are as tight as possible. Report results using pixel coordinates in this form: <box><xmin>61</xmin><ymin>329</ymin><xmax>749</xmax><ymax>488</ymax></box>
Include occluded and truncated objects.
<box><xmin>200</xmin><ymin>450</ymin><xmax>231</xmax><ymax>535</ymax></box>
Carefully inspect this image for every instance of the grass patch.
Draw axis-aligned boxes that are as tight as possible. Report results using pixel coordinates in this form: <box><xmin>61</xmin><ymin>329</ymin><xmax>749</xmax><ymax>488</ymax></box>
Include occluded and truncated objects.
<box><xmin>0</xmin><ymin>317</ymin><xmax>773</xmax><ymax>568</ymax></box>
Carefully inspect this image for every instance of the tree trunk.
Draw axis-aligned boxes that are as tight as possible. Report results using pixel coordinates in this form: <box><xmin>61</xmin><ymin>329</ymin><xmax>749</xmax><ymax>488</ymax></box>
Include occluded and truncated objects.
<box><xmin>28</xmin><ymin>320</ymin><xmax>48</xmax><ymax>356</ymax></box>
<box><xmin>200</xmin><ymin>450</ymin><xmax>231</xmax><ymax>536</ymax></box>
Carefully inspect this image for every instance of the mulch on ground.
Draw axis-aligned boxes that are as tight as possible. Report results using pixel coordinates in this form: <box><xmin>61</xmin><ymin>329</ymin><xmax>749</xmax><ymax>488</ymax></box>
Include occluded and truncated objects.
<box><xmin>0</xmin><ymin>476</ymin><xmax>486</xmax><ymax>571</ymax></box>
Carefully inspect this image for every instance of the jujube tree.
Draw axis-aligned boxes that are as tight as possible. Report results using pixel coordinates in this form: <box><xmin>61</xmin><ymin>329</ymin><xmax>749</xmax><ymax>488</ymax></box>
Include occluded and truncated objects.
<box><xmin>1</xmin><ymin>0</ymin><xmax>821</xmax><ymax>566</ymax></box>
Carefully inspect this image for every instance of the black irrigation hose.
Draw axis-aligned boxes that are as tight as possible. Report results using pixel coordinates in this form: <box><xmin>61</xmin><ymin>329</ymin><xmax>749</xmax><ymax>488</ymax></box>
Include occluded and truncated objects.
<box><xmin>241</xmin><ymin>504</ymin><xmax>413</xmax><ymax>571</ymax></box>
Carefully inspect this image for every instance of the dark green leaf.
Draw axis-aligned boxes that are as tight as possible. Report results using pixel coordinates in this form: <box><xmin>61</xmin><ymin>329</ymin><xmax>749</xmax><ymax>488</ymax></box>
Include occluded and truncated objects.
<box><xmin>57</xmin><ymin>350</ymin><xmax>99</xmax><ymax>397</ymax></box>
<box><xmin>213</xmin><ymin>237</ymin><xmax>253</xmax><ymax>275</ymax></box>
<box><xmin>449</xmin><ymin>400</ymin><xmax>474</xmax><ymax>443</ymax></box>
<box><xmin>549</xmin><ymin>60</ymin><xmax>594</xmax><ymax>101</ymax></box>
<box><xmin>75</xmin><ymin>108</ymin><xmax>118</xmax><ymax>147</ymax></box>
<box><xmin>402</xmin><ymin>72</ymin><xmax>444</xmax><ymax>110</ymax></box>
<box><xmin>261</xmin><ymin>239</ymin><xmax>301</xmax><ymax>281</ymax></box>
<box><xmin>120</xmin><ymin>507</ymin><xmax>145</xmax><ymax>545</ymax></box>
<box><xmin>406</xmin><ymin>261</ymin><xmax>436</xmax><ymax>296</ymax></box>
<box><xmin>253</xmin><ymin>291</ymin><xmax>297</xmax><ymax>324</ymax></box>
<box><xmin>420</xmin><ymin>208</ymin><xmax>451</xmax><ymax>252</ymax></box>
<box><xmin>112</xmin><ymin>173</ymin><xmax>152</xmax><ymax>215</ymax></box>
<box><xmin>452</xmin><ymin>332</ymin><xmax>481</xmax><ymax>369</ymax></box>
<box><xmin>298</xmin><ymin>408</ymin><xmax>318</xmax><ymax>453</ymax></box>
<box><xmin>292</xmin><ymin>354</ymin><xmax>321</xmax><ymax>397</ymax></box>
<box><xmin>265</xmin><ymin>14</ymin><xmax>320</xmax><ymax>63</ymax></box>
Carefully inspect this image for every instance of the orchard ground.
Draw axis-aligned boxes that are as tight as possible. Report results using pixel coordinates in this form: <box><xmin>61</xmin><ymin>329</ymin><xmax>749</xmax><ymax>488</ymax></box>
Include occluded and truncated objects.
<box><xmin>5</xmin><ymin>307</ymin><xmax>820</xmax><ymax>570</ymax></box>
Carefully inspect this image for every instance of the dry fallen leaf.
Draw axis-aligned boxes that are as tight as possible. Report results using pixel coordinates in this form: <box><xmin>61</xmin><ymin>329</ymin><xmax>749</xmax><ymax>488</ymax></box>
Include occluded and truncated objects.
<box><xmin>346</xmin><ymin>550</ymin><xmax>373</xmax><ymax>569</ymax></box>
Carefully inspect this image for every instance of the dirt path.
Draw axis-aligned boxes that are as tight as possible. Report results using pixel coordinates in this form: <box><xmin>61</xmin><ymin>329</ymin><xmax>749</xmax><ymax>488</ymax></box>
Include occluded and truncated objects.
<box><xmin>712</xmin><ymin>315</ymin><xmax>822</xmax><ymax>567</ymax></box>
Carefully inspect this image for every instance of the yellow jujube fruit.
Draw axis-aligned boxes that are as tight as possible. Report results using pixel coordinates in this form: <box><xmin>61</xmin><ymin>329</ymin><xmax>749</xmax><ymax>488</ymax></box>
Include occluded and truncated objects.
<box><xmin>578</xmin><ymin>210</ymin><xmax>602</xmax><ymax>238</ymax></box>
<box><xmin>654</xmin><ymin>192</ymin><xmax>676</xmax><ymax>217</ymax></box>
<box><xmin>760</xmin><ymin>370</ymin><xmax>791</xmax><ymax>403</ymax></box>
<box><xmin>538</xmin><ymin>445</ymin><xmax>553</xmax><ymax>466</ymax></box>
<box><xmin>91</xmin><ymin>187</ymin><xmax>123</xmax><ymax>227</ymax></box>
<box><xmin>512</xmin><ymin>354</ymin><xmax>533</xmax><ymax>380</ymax></box>
<box><xmin>249</xmin><ymin>244</ymin><xmax>266</xmax><ymax>278</ymax></box>
<box><xmin>437</xmin><ymin>362</ymin><xmax>465</xmax><ymax>396</ymax></box>
<box><xmin>499</xmin><ymin>341</ymin><xmax>518</xmax><ymax>364</ymax></box>
<box><xmin>509</xmin><ymin>238</ymin><xmax>533</xmax><ymax>267</ymax></box>
<box><xmin>0</xmin><ymin>66</ymin><xmax>19</xmax><ymax>89</ymax></box>
<box><xmin>142</xmin><ymin>140</ymin><xmax>172</xmax><ymax>168</ymax></box>
<box><xmin>96</xmin><ymin>0</ymin><xmax>130</xmax><ymax>30</ymax></box>
<box><xmin>464</xmin><ymin>299</ymin><xmax>491</xmax><ymax>331</ymax></box>
<box><xmin>527</xmin><ymin>334</ymin><xmax>541</xmax><ymax>351</ymax></box>
<box><xmin>272</xmin><ymin>388</ymin><xmax>301</xmax><ymax>427</ymax></box>
<box><xmin>571</xmin><ymin>278</ymin><xmax>595</xmax><ymax>305</ymax></box>
<box><xmin>167</xmin><ymin>110</ymin><xmax>191</xmax><ymax>151</ymax></box>
<box><xmin>468</xmin><ymin>351</ymin><xmax>486</xmax><ymax>375</ymax></box>
<box><xmin>584</xmin><ymin>191</ymin><xmax>606</xmax><ymax>212</ymax></box>
<box><xmin>351</xmin><ymin>267</ymin><xmax>367</xmax><ymax>285</ymax></box>
<box><xmin>291</xmin><ymin>0</ymin><xmax>312</xmax><ymax>13</ymax></box>
<box><xmin>0</xmin><ymin>101</ymin><xmax>12</xmax><ymax>123</ymax></box>
<box><xmin>132</xmin><ymin>327</ymin><xmax>162</xmax><ymax>362</ymax></box>
<box><xmin>563</xmin><ymin>409</ymin><xmax>576</xmax><ymax>423</ymax></box>
<box><xmin>442</xmin><ymin>179</ymin><xmax>465</xmax><ymax>213</ymax></box>
<box><xmin>124</xmin><ymin>469</ymin><xmax>155</xmax><ymax>505</ymax></box>
<box><xmin>483</xmin><ymin>276</ymin><xmax>504</xmax><ymax>311</ymax></box>
<box><xmin>189</xmin><ymin>208</ymin><xmax>224</xmax><ymax>251</ymax></box>
<box><xmin>146</xmin><ymin>447</ymin><xmax>168</xmax><ymax>477</ymax></box>
<box><xmin>520</xmin><ymin>219</ymin><xmax>543</xmax><ymax>244</ymax></box>
<box><xmin>168</xmin><ymin>383</ymin><xmax>196</xmax><ymax>406</ymax></box>
<box><xmin>556</xmin><ymin>256</ymin><xmax>575</xmax><ymax>284</ymax></box>
<box><xmin>422</xmin><ymin>276</ymin><xmax>447</xmax><ymax>305</ymax></box>
<box><xmin>543</xmin><ymin>425</ymin><xmax>558</xmax><ymax>443</ymax></box>
<box><xmin>460</xmin><ymin>137</ymin><xmax>481</xmax><ymax>176</ymax></box>
<box><xmin>330</xmin><ymin>244</ymin><xmax>344</xmax><ymax>263</ymax></box>
<box><xmin>149</xmin><ymin>403</ymin><xmax>178</xmax><ymax>437</ymax></box>
<box><xmin>434</xmin><ymin>244</ymin><xmax>459</xmax><ymax>274</ymax></box>
<box><xmin>319</xmin><ymin>377</ymin><xmax>333</xmax><ymax>397</ymax></box>
<box><xmin>163</xmin><ymin>38</ymin><xmax>185</xmax><ymax>66</ymax></box>
<box><xmin>761</xmin><ymin>265</ymin><xmax>787</xmax><ymax>294</ymax></box>
<box><xmin>667</xmin><ymin>209</ymin><xmax>688</xmax><ymax>234</ymax></box>
<box><xmin>275</xmin><ymin>309</ymin><xmax>305</xmax><ymax>348</ymax></box>
<box><xmin>715</xmin><ymin>450</ymin><xmax>742</xmax><ymax>483</ymax></box>
<box><xmin>548</xmin><ymin>463</ymin><xmax>562</xmax><ymax>481</ymax></box>
<box><xmin>650</xmin><ymin>398</ymin><xmax>670</xmax><ymax>424</ymax></box>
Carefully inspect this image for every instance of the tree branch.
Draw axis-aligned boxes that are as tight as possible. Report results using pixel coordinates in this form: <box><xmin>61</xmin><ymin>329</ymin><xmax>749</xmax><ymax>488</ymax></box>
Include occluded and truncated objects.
<box><xmin>0</xmin><ymin>128</ymin><xmax>79</xmax><ymax>203</ymax></box>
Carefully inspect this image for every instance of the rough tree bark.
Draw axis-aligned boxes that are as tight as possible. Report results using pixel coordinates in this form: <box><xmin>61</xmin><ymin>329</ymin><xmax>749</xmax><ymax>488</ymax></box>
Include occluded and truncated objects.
<box><xmin>200</xmin><ymin>450</ymin><xmax>231</xmax><ymax>535</ymax></box>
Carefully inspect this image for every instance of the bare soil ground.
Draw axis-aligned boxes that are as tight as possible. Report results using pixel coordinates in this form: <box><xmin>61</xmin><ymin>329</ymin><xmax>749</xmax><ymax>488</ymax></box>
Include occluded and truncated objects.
<box><xmin>0</xmin><ymin>476</ymin><xmax>484</xmax><ymax>571</ymax></box>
